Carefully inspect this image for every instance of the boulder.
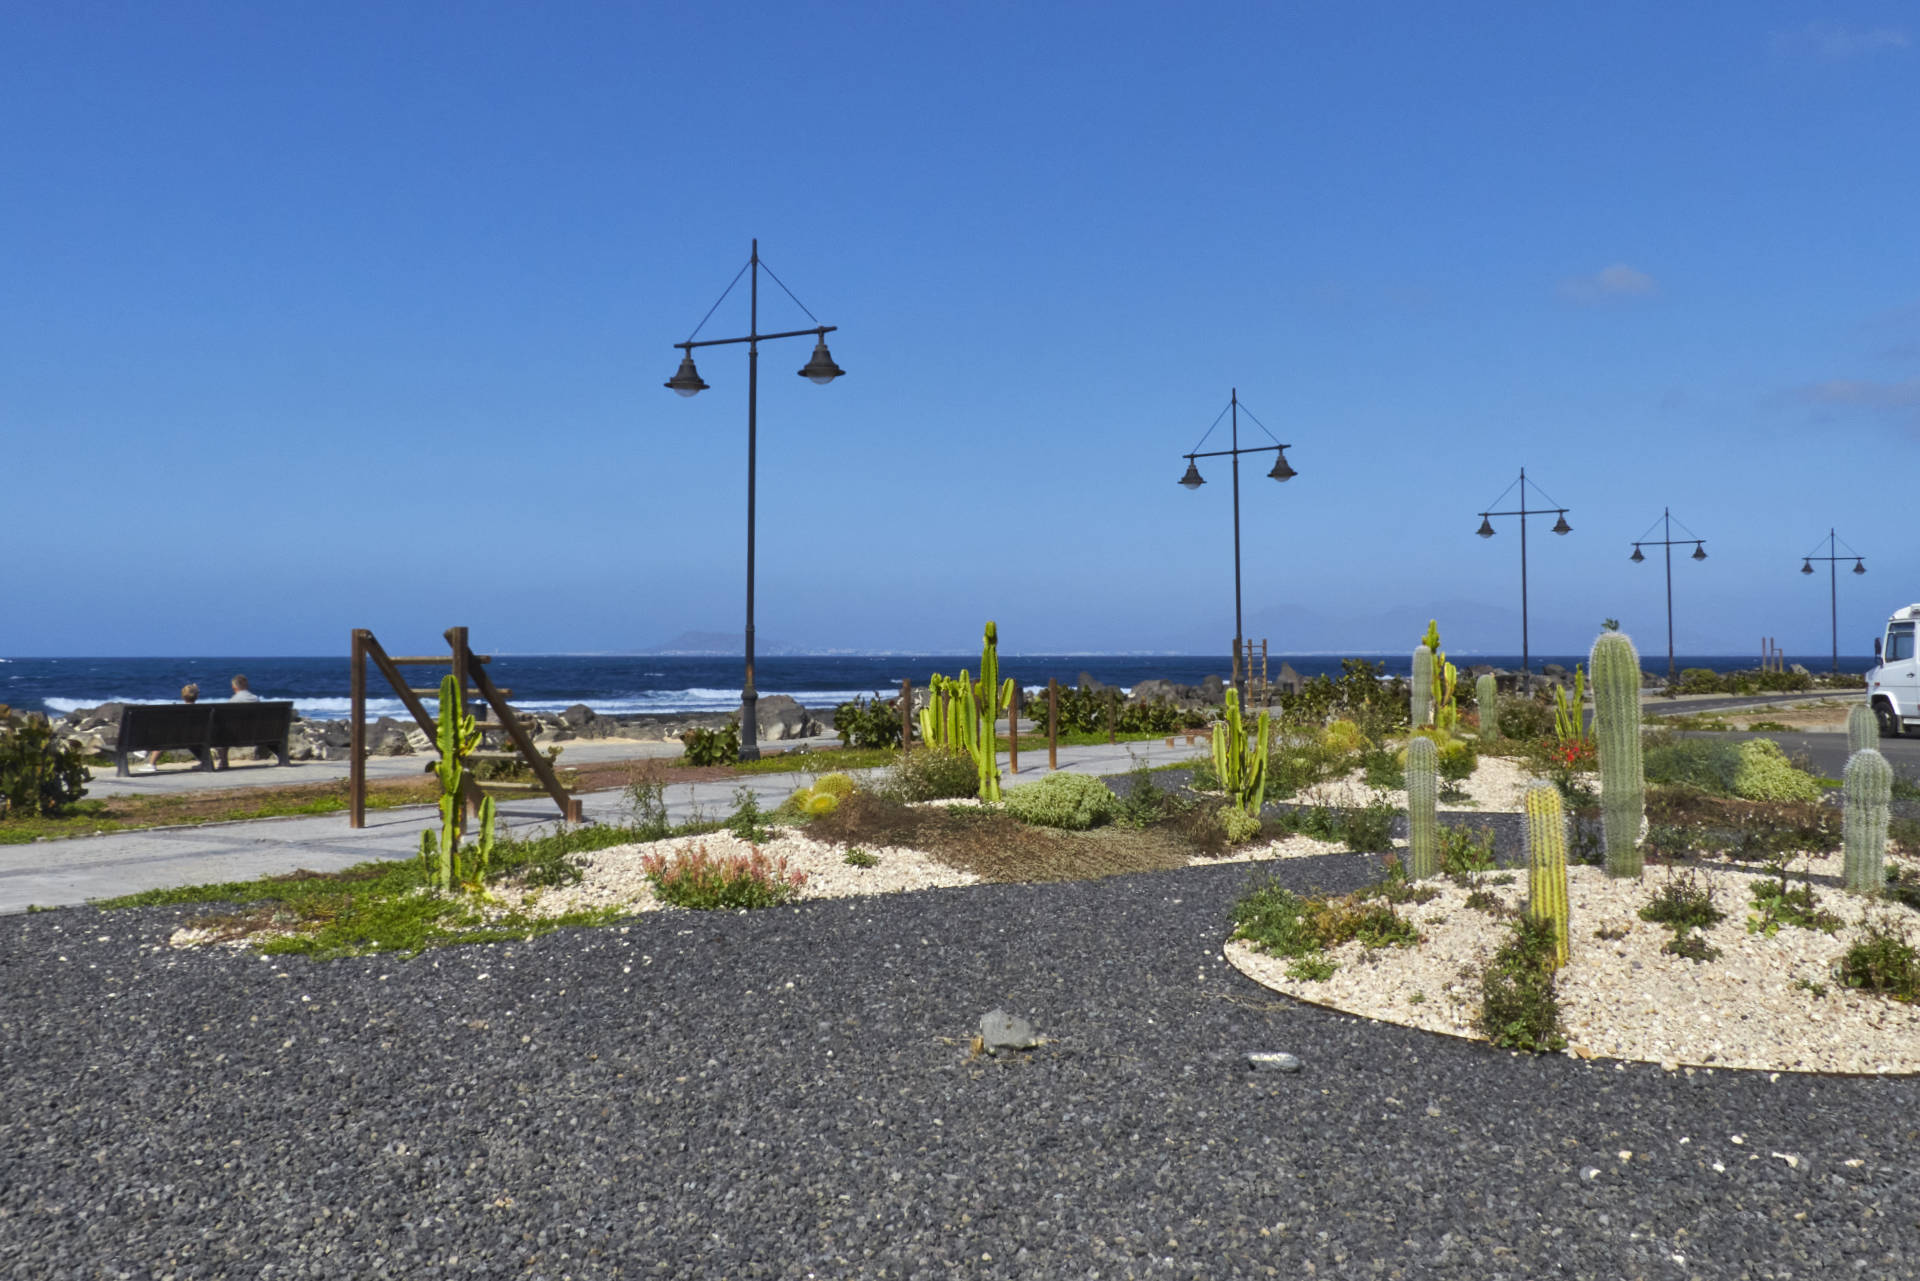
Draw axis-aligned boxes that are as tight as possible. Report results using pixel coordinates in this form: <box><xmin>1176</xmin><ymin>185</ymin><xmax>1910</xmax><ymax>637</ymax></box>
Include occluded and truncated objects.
<box><xmin>1129</xmin><ymin>678</ymin><xmax>1180</xmax><ymax>704</ymax></box>
<box><xmin>1077</xmin><ymin>672</ymin><xmax>1107</xmax><ymax>694</ymax></box>
<box><xmin>560</xmin><ymin>703</ymin><xmax>595</xmax><ymax>730</ymax></box>
<box><xmin>369</xmin><ymin>718</ymin><xmax>412</xmax><ymax>756</ymax></box>
<box><xmin>740</xmin><ymin>694</ymin><xmax>824</xmax><ymax>742</ymax></box>
<box><xmin>1200</xmin><ymin>674</ymin><xmax>1225</xmax><ymax>703</ymax></box>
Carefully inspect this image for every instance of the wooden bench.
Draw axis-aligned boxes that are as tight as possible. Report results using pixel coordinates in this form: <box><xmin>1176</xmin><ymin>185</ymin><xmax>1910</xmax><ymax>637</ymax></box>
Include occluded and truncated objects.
<box><xmin>114</xmin><ymin>702</ymin><xmax>296</xmax><ymax>777</ymax></box>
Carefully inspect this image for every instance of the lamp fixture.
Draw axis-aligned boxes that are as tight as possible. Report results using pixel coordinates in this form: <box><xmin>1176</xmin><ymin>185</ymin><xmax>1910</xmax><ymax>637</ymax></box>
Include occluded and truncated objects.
<box><xmin>796</xmin><ymin>337</ymin><xmax>845</xmax><ymax>385</ymax></box>
<box><xmin>665</xmin><ymin>353</ymin><xmax>709</xmax><ymax>397</ymax></box>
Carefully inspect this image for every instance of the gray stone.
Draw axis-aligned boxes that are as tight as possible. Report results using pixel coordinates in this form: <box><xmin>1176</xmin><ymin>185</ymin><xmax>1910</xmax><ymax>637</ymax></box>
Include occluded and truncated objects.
<box><xmin>561</xmin><ymin>703</ymin><xmax>595</xmax><ymax>729</ymax></box>
<box><xmin>978</xmin><ymin>1009</ymin><xmax>1039</xmax><ymax>1055</ymax></box>
<box><xmin>369</xmin><ymin>718</ymin><xmax>412</xmax><ymax>756</ymax></box>
<box><xmin>1245</xmin><ymin>1051</ymin><xmax>1302</xmax><ymax>1073</ymax></box>
<box><xmin>741</xmin><ymin>694</ymin><xmax>823</xmax><ymax>742</ymax></box>
<box><xmin>1200</xmin><ymin>674</ymin><xmax>1225</xmax><ymax>703</ymax></box>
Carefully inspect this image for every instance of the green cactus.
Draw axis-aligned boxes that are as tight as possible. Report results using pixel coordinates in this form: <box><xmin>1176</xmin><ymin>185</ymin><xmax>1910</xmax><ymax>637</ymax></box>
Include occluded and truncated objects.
<box><xmin>1211</xmin><ymin>688</ymin><xmax>1271</xmax><ymax>816</ymax></box>
<box><xmin>1847</xmin><ymin>703</ymin><xmax>1878</xmax><ymax>756</ymax></box>
<box><xmin>416</xmin><ymin>673</ymin><xmax>495</xmax><ymax>894</ymax></box>
<box><xmin>1523</xmin><ymin>780</ymin><xmax>1570</xmax><ymax>970</ymax></box>
<box><xmin>1590</xmin><ymin>633</ymin><xmax>1644</xmax><ymax>878</ymax></box>
<box><xmin>1421</xmin><ymin>620</ymin><xmax>1459</xmax><ymax>732</ymax></box>
<box><xmin>1405</xmin><ymin>734</ymin><xmax>1439</xmax><ymax>879</ymax></box>
<box><xmin>1843</xmin><ymin>747</ymin><xmax>1892</xmax><ymax>896</ymax></box>
<box><xmin>1412</xmin><ymin>644</ymin><xmax>1433</xmax><ymax>727</ymax></box>
<box><xmin>919</xmin><ymin>624</ymin><xmax>1014</xmax><ymax>801</ymax></box>
<box><xmin>1476</xmin><ymin>673</ymin><xmax>1499</xmax><ymax>739</ymax></box>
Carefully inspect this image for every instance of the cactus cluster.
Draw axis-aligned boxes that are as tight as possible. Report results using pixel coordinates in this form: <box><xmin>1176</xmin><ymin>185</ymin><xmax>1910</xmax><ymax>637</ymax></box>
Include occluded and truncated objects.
<box><xmin>1523</xmin><ymin>781</ymin><xmax>1570</xmax><ymax>969</ymax></box>
<box><xmin>1590</xmin><ymin>633</ymin><xmax>1645</xmax><ymax>878</ymax></box>
<box><xmin>1476</xmin><ymin>672</ymin><xmax>1500</xmax><ymax>739</ymax></box>
<box><xmin>1405</xmin><ymin>734</ymin><xmax>1439</xmax><ymax>878</ymax></box>
<box><xmin>1411</xmin><ymin>645</ymin><xmax>1433</xmax><ymax>727</ymax></box>
<box><xmin>1420</xmin><ymin>620</ymin><xmax>1459</xmax><ymax>732</ymax></box>
<box><xmin>1212</xmin><ymin>688</ymin><xmax>1271</xmax><ymax>816</ymax></box>
<box><xmin>1847</xmin><ymin>703</ymin><xmax>1878</xmax><ymax>756</ymax></box>
<box><xmin>917</xmin><ymin>622</ymin><xmax>1015</xmax><ymax>801</ymax></box>
<box><xmin>417</xmin><ymin>673</ymin><xmax>498</xmax><ymax>894</ymax></box>
<box><xmin>1843</xmin><ymin>747</ymin><xmax>1892</xmax><ymax>896</ymax></box>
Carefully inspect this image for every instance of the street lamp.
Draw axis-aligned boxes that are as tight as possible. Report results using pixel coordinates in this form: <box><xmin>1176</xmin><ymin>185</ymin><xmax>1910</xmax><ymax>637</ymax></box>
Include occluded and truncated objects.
<box><xmin>1175</xmin><ymin>388</ymin><xmax>1297</xmax><ymax>702</ymax></box>
<box><xmin>1629</xmin><ymin>507</ymin><xmax>1708</xmax><ymax>686</ymax></box>
<box><xmin>1474</xmin><ymin>467</ymin><xmax>1571</xmax><ymax>680</ymax></box>
<box><xmin>1799</xmin><ymin>529</ymin><xmax>1866</xmax><ymax>676</ymax></box>
<box><xmin>666</xmin><ymin>239</ymin><xmax>844</xmax><ymax>761</ymax></box>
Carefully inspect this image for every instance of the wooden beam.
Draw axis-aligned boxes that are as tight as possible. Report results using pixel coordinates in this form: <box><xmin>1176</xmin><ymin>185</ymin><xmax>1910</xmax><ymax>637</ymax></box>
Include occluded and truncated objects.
<box><xmin>362</xmin><ymin>632</ymin><xmax>485</xmax><ymax>817</ymax></box>
<box><xmin>453</xmin><ymin>628</ymin><xmax>583</xmax><ymax>824</ymax></box>
<box><xmin>349</xmin><ymin>629</ymin><xmax>367</xmax><ymax>829</ymax></box>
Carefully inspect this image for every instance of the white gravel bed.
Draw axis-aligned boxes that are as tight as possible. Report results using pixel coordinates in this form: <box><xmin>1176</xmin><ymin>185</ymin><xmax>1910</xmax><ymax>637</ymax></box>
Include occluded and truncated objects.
<box><xmin>1227</xmin><ymin>850</ymin><xmax>1920</xmax><ymax>1075</ymax></box>
<box><xmin>1307</xmin><ymin>752</ymin><xmax>1540</xmax><ymax>814</ymax></box>
<box><xmin>521</xmin><ymin>830</ymin><xmax>982</xmax><ymax>918</ymax></box>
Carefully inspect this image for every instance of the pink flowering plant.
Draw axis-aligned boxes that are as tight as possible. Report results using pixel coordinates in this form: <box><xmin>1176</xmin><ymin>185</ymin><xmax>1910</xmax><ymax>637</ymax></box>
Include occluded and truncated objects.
<box><xmin>639</xmin><ymin>841</ymin><xmax>808</xmax><ymax>910</ymax></box>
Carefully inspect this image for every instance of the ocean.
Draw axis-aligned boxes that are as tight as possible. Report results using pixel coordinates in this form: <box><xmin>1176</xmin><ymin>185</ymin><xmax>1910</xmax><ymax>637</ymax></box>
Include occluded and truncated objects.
<box><xmin>0</xmin><ymin>653</ymin><xmax>1877</xmax><ymax>721</ymax></box>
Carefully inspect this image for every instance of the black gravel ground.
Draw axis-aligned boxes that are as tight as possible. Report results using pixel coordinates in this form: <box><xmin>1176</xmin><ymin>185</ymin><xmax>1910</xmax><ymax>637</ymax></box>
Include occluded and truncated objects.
<box><xmin>3</xmin><ymin>856</ymin><xmax>1917</xmax><ymax>1279</ymax></box>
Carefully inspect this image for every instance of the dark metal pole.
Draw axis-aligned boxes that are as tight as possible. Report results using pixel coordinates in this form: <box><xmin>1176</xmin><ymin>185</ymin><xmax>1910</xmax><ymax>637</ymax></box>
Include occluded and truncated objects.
<box><xmin>1664</xmin><ymin>508</ymin><xmax>1676</xmax><ymax>684</ymax></box>
<box><xmin>1518</xmin><ymin>468</ymin><xmax>1530</xmax><ymax>679</ymax></box>
<box><xmin>1830</xmin><ymin>528</ymin><xmax>1839</xmax><ymax>676</ymax></box>
<box><xmin>741</xmin><ymin>239</ymin><xmax>761</xmax><ymax>762</ymax></box>
<box><xmin>1230</xmin><ymin>389</ymin><xmax>1245</xmax><ymax>705</ymax></box>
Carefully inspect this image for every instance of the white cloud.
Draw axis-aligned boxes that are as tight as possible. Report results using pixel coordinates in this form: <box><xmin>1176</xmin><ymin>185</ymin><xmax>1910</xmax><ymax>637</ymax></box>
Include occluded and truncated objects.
<box><xmin>1559</xmin><ymin>264</ymin><xmax>1658</xmax><ymax>304</ymax></box>
<box><xmin>1772</xmin><ymin>24</ymin><xmax>1910</xmax><ymax>61</ymax></box>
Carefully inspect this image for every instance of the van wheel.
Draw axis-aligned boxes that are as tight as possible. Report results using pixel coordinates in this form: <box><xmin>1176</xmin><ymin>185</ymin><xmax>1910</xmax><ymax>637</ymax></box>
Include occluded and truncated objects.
<box><xmin>1874</xmin><ymin>698</ymin><xmax>1902</xmax><ymax>738</ymax></box>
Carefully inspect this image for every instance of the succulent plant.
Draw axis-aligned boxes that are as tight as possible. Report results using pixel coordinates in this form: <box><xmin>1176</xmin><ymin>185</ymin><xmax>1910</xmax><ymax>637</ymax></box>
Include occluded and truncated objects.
<box><xmin>417</xmin><ymin>673</ymin><xmax>495</xmax><ymax>894</ymax></box>
<box><xmin>917</xmin><ymin>623</ymin><xmax>1015</xmax><ymax>801</ymax></box>
<box><xmin>1523</xmin><ymin>780</ymin><xmax>1570</xmax><ymax>969</ymax></box>
<box><xmin>1847</xmin><ymin>703</ymin><xmax>1878</xmax><ymax>756</ymax></box>
<box><xmin>1843</xmin><ymin>747</ymin><xmax>1892</xmax><ymax>897</ymax></box>
<box><xmin>1476</xmin><ymin>672</ymin><xmax>1499</xmax><ymax>739</ymax></box>
<box><xmin>1412</xmin><ymin>645</ymin><xmax>1433</xmax><ymax>727</ymax></box>
<box><xmin>1212</xmin><ymin>688</ymin><xmax>1271</xmax><ymax>817</ymax></box>
<box><xmin>1405</xmin><ymin>734</ymin><xmax>1439</xmax><ymax>879</ymax></box>
<box><xmin>1590</xmin><ymin>632</ymin><xmax>1644</xmax><ymax>878</ymax></box>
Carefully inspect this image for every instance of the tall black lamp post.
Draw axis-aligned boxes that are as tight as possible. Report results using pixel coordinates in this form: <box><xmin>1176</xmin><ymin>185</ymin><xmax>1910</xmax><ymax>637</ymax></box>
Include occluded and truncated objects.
<box><xmin>1630</xmin><ymin>508</ymin><xmax>1708</xmax><ymax>685</ymax></box>
<box><xmin>1176</xmin><ymin>388</ymin><xmax>1297</xmax><ymax>702</ymax></box>
<box><xmin>1475</xmin><ymin>467</ymin><xmax>1571</xmax><ymax>679</ymax></box>
<box><xmin>666</xmin><ymin>239</ymin><xmax>845</xmax><ymax>761</ymax></box>
<box><xmin>1799</xmin><ymin>529</ymin><xmax>1866</xmax><ymax>676</ymax></box>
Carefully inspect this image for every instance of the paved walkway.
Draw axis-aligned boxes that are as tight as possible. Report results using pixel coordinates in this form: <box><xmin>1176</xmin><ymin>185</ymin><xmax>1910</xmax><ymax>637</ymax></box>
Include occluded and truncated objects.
<box><xmin>0</xmin><ymin>735</ymin><xmax>1208</xmax><ymax>914</ymax></box>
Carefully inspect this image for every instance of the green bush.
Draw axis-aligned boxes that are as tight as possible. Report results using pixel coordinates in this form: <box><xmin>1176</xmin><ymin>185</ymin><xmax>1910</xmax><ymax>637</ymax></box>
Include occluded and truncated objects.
<box><xmin>1230</xmin><ymin>876</ymin><xmax>1420</xmax><ymax>958</ymax></box>
<box><xmin>1320</xmin><ymin>719</ymin><xmax>1368</xmax><ymax>755</ymax></box>
<box><xmin>1027</xmin><ymin>688</ymin><xmax>1195</xmax><ymax>736</ymax></box>
<box><xmin>833</xmin><ymin>696</ymin><xmax>902</xmax><ymax>749</ymax></box>
<box><xmin>1001</xmin><ymin>772</ymin><xmax>1119</xmax><ymax>830</ymax></box>
<box><xmin>1493</xmin><ymin>694</ymin><xmax>1554</xmax><ymax>743</ymax></box>
<box><xmin>1837</xmin><ymin>917</ymin><xmax>1918</xmax><ymax>1002</ymax></box>
<box><xmin>681</xmin><ymin>720</ymin><xmax>739</xmax><ymax>766</ymax></box>
<box><xmin>1278</xmin><ymin>659</ymin><xmax>1410</xmax><ymax>739</ymax></box>
<box><xmin>1341</xmin><ymin>795</ymin><xmax>1396</xmax><ymax>854</ymax></box>
<box><xmin>0</xmin><ymin>715</ymin><xmax>91</xmax><ymax>819</ymax></box>
<box><xmin>1675</xmin><ymin>668</ymin><xmax>1725</xmax><ymax>695</ymax></box>
<box><xmin>1731</xmin><ymin>739</ymin><xmax>1821</xmax><ymax>803</ymax></box>
<box><xmin>1476</xmin><ymin>914</ymin><xmax>1567</xmax><ymax>1052</ymax></box>
<box><xmin>1221</xmin><ymin>806</ymin><xmax>1263</xmax><ymax>845</ymax></box>
<box><xmin>878</xmin><ymin>749</ymin><xmax>979</xmax><ymax>803</ymax></box>
<box><xmin>1643</xmin><ymin>734</ymin><xmax>1742</xmax><ymax>795</ymax></box>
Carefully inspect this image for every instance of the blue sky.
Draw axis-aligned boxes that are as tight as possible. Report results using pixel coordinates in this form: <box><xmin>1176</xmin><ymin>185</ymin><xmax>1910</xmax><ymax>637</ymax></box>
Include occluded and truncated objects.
<box><xmin>6</xmin><ymin>3</ymin><xmax>1916</xmax><ymax>659</ymax></box>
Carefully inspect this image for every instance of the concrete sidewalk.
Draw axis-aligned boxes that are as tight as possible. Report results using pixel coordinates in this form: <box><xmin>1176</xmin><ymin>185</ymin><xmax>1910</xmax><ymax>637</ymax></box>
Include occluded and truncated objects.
<box><xmin>1</xmin><ymin>736</ymin><xmax>1209</xmax><ymax>914</ymax></box>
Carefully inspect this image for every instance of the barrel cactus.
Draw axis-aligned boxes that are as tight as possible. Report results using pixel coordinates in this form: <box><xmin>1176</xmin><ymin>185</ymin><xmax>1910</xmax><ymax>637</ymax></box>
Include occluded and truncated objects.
<box><xmin>1847</xmin><ymin>703</ymin><xmax>1878</xmax><ymax>756</ymax></box>
<box><xmin>1523</xmin><ymin>781</ymin><xmax>1570</xmax><ymax>970</ymax></box>
<box><xmin>1590</xmin><ymin>632</ymin><xmax>1645</xmax><ymax>878</ymax></box>
<box><xmin>1405</xmin><ymin>735</ymin><xmax>1439</xmax><ymax>879</ymax></box>
<box><xmin>1843</xmin><ymin>747</ymin><xmax>1892</xmax><ymax>896</ymax></box>
<box><xmin>1476</xmin><ymin>673</ymin><xmax>1499</xmax><ymax>739</ymax></box>
<box><xmin>1412</xmin><ymin>645</ymin><xmax>1433</xmax><ymax>727</ymax></box>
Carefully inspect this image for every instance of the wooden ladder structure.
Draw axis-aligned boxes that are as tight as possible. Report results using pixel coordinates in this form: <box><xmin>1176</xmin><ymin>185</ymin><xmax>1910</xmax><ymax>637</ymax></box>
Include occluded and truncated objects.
<box><xmin>348</xmin><ymin>626</ymin><xmax>583</xmax><ymax>829</ymax></box>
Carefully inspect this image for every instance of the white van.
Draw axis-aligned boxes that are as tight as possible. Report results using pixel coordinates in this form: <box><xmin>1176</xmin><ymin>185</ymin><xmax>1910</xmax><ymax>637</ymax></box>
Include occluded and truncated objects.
<box><xmin>1869</xmin><ymin>605</ymin><xmax>1920</xmax><ymax>736</ymax></box>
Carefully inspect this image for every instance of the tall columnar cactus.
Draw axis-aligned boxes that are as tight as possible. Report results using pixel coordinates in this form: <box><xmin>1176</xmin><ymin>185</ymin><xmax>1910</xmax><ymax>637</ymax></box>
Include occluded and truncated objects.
<box><xmin>1847</xmin><ymin>703</ymin><xmax>1878</xmax><ymax>756</ymax></box>
<box><xmin>1590</xmin><ymin>632</ymin><xmax>1645</xmax><ymax>878</ymax></box>
<box><xmin>1405</xmin><ymin>734</ymin><xmax>1439</xmax><ymax>879</ymax></box>
<box><xmin>1411</xmin><ymin>645</ymin><xmax>1433</xmax><ymax>727</ymax></box>
<box><xmin>417</xmin><ymin>673</ymin><xmax>496</xmax><ymax>894</ymax></box>
<box><xmin>1211</xmin><ymin>688</ymin><xmax>1271</xmax><ymax>816</ymax></box>
<box><xmin>1421</xmin><ymin>620</ymin><xmax>1459</xmax><ymax>732</ymax></box>
<box><xmin>918</xmin><ymin>623</ymin><xmax>1015</xmax><ymax>801</ymax></box>
<box><xmin>1523</xmin><ymin>780</ymin><xmax>1571</xmax><ymax>970</ymax></box>
<box><xmin>1843</xmin><ymin>747</ymin><xmax>1892</xmax><ymax>896</ymax></box>
<box><xmin>1476</xmin><ymin>673</ymin><xmax>1500</xmax><ymax>739</ymax></box>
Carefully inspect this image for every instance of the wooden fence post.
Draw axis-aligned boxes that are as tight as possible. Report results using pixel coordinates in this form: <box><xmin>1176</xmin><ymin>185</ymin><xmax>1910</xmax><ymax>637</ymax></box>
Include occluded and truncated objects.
<box><xmin>349</xmin><ymin>629</ymin><xmax>366</xmax><ymax>829</ymax></box>
<box><xmin>1048</xmin><ymin>678</ymin><xmax>1058</xmax><ymax>771</ymax></box>
<box><xmin>900</xmin><ymin>678</ymin><xmax>912</xmax><ymax>752</ymax></box>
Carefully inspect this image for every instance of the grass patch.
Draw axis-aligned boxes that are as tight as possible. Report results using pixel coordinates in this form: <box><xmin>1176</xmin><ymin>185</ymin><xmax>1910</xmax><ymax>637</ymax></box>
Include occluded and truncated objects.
<box><xmin>0</xmin><ymin>778</ymin><xmax>446</xmax><ymax>844</ymax></box>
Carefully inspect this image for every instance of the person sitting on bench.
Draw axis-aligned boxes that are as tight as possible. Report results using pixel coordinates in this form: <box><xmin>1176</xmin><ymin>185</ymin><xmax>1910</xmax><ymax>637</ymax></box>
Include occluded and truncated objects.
<box><xmin>142</xmin><ymin>683</ymin><xmax>202</xmax><ymax>772</ymax></box>
<box><xmin>215</xmin><ymin>674</ymin><xmax>261</xmax><ymax>769</ymax></box>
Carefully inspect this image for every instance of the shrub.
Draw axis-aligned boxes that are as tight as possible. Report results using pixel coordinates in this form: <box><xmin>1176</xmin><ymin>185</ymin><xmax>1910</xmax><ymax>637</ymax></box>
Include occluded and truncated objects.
<box><xmin>1002</xmin><ymin>772</ymin><xmax>1119</xmax><ymax>830</ymax></box>
<box><xmin>879</xmin><ymin>749</ymin><xmax>980</xmax><ymax>802</ymax></box>
<box><xmin>833</xmin><ymin>696</ymin><xmax>902</xmax><ymax>749</ymax></box>
<box><xmin>1731</xmin><ymin>739</ymin><xmax>1821</xmax><ymax>803</ymax></box>
<box><xmin>1230</xmin><ymin>876</ymin><xmax>1421</xmax><ymax>957</ymax></box>
<box><xmin>1342</xmin><ymin>795</ymin><xmax>1397</xmax><ymax>854</ymax></box>
<box><xmin>1028</xmin><ymin>688</ymin><xmax>1193</xmax><ymax>736</ymax></box>
<box><xmin>1476</xmin><ymin>915</ymin><xmax>1567</xmax><ymax>1052</ymax></box>
<box><xmin>843</xmin><ymin>847</ymin><xmax>880</xmax><ymax>869</ymax></box>
<box><xmin>1438</xmin><ymin>824</ymin><xmax>1497</xmax><ymax>878</ymax></box>
<box><xmin>726</xmin><ymin>786</ymin><xmax>774</xmax><ymax>842</ymax></box>
<box><xmin>1836</xmin><ymin>917</ymin><xmax>1918</xmax><ymax>1002</ymax></box>
<box><xmin>1493</xmin><ymin>694</ymin><xmax>1554</xmax><ymax>743</ymax></box>
<box><xmin>1675</xmin><ymin>668</ymin><xmax>1725</xmax><ymax>695</ymax></box>
<box><xmin>1221</xmin><ymin>806</ymin><xmax>1263</xmax><ymax>845</ymax></box>
<box><xmin>1277</xmin><ymin>659</ymin><xmax>1410</xmax><ymax>736</ymax></box>
<box><xmin>0</xmin><ymin>714</ymin><xmax>91</xmax><ymax>818</ymax></box>
<box><xmin>1361</xmin><ymin>747</ymin><xmax>1404</xmax><ymax>790</ymax></box>
<box><xmin>1320</xmin><ymin>719</ymin><xmax>1368</xmax><ymax>756</ymax></box>
<box><xmin>1643</xmin><ymin>734</ymin><xmax>1742</xmax><ymax>795</ymax></box>
<box><xmin>640</xmin><ymin>842</ymin><xmax>807</xmax><ymax>909</ymax></box>
<box><xmin>681</xmin><ymin>720</ymin><xmax>739</xmax><ymax>766</ymax></box>
<box><xmin>1114</xmin><ymin>762</ymin><xmax>1187</xmax><ymax>828</ymax></box>
<box><xmin>622</xmin><ymin>776</ymin><xmax>672</xmax><ymax>842</ymax></box>
<box><xmin>1639</xmin><ymin>870</ymin><xmax>1726</xmax><ymax>931</ymax></box>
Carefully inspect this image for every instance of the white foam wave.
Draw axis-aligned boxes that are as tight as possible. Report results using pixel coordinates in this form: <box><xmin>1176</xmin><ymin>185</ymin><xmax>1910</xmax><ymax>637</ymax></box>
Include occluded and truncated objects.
<box><xmin>42</xmin><ymin>687</ymin><xmax>900</xmax><ymax>720</ymax></box>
